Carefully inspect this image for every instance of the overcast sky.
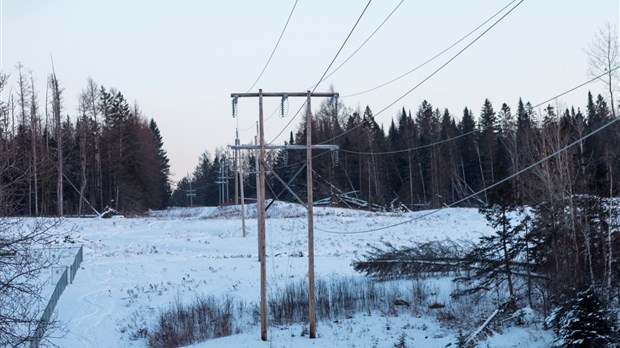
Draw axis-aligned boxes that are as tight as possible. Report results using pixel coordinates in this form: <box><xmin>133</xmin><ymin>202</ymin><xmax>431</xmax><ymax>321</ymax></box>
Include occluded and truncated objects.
<box><xmin>2</xmin><ymin>0</ymin><xmax>619</xmax><ymax>183</ymax></box>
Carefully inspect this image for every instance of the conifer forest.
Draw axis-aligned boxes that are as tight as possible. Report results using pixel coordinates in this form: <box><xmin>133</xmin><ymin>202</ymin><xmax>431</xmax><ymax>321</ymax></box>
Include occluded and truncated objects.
<box><xmin>1</xmin><ymin>58</ymin><xmax>620</xmax><ymax>345</ymax></box>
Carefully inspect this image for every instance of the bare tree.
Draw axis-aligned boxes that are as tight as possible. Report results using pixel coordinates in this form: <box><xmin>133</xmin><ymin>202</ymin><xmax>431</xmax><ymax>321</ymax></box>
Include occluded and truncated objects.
<box><xmin>0</xmin><ymin>71</ymin><xmax>66</xmax><ymax>346</ymax></box>
<box><xmin>0</xmin><ymin>217</ymin><xmax>63</xmax><ymax>347</ymax></box>
<box><xmin>29</xmin><ymin>73</ymin><xmax>40</xmax><ymax>216</ymax></box>
<box><xmin>586</xmin><ymin>22</ymin><xmax>619</xmax><ymax>119</ymax></box>
<box><xmin>16</xmin><ymin>64</ymin><xmax>33</xmax><ymax>216</ymax></box>
<box><xmin>77</xmin><ymin>98</ymin><xmax>88</xmax><ymax>216</ymax></box>
<box><xmin>85</xmin><ymin>78</ymin><xmax>103</xmax><ymax>212</ymax></box>
<box><xmin>49</xmin><ymin>69</ymin><xmax>63</xmax><ymax>216</ymax></box>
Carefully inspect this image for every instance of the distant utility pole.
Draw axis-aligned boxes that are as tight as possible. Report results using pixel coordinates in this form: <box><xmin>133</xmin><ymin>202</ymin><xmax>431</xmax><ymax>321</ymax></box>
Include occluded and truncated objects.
<box><xmin>216</xmin><ymin>160</ymin><xmax>232</xmax><ymax>207</ymax></box>
<box><xmin>235</xmin><ymin>131</ymin><xmax>247</xmax><ymax>238</ymax></box>
<box><xmin>255</xmin><ymin>132</ymin><xmax>261</xmax><ymax>259</ymax></box>
<box><xmin>234</xmin><ymin>136</ymin><xmax>239</xmax><ymax>205</ymax></box>
<box><xmin>186</xmin><ymin>181</ymin><xmax>196</xmax><ymax>207</ymax></box>
<box><xmin>230</xmin><ymin>89</ymin><xmax>338</xmax><ymax>341</ymax></box>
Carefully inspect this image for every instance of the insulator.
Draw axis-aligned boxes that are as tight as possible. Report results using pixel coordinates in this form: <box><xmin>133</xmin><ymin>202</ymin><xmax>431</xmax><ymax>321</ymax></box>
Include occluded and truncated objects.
<box><xmin>281</xmin><ymin>94</ymin><xmax>288</xmax><ymax>118</ymax></box>
<box><xmin>331</xmin><ymin>149</ymin><xmax>339</xmax><ymax>167</ymax></box>
<box><xmin>232</xmin><ymin>95</ymin><xmax>238</xmax><ymax>118</ymax></box>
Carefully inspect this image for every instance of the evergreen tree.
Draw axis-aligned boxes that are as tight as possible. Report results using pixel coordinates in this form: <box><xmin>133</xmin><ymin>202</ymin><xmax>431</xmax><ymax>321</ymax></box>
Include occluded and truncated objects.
<box><xmin>495</xmin><ymin>103</ymin><xmax>517</xmax><ymax>204</ymax></box>
<box><xmin>477</xmin><ymin>99</ymin><xmax>497</xmax><ymax>202</ymax></box>
<box><xmin>439</xmin><ymin>108</ymin><xmax>459</xmax><ymax>204</ymax></box>
<box><xmin>515</xmin><ymin>99</ymin><xmax>535</xmax><ymax>204</ymax></box>
<box><xmin>170</xmin><ymin>176</ymin><xmax>191</xmax><ymax>207</ymax></box>
<box><xmin>415</xmin><ymin>100</ymin><xmax>439</xmax><ymax>206</ymax></box>
<box><xmin>149</xmin><ymin>119</ymin><xmax>171</xmax><ymax>209</ymax></box>
<box><xmin>458</xmin><ymin>107</ymin><xmax>479</xmax><ymax>204</ymax></box>
<box><xmin>552</xmin><ymin>288</ymin><xmax>617</xmax><ymax>348</ymax></box>
<box><xmin>585</xmin><ymin>93</ymin><xmax>612</xmax><ymax>196</ymax></box>
<box><xmin>455</xmin><ymin>204</ymin><xmax>526</xmax><ymax>299</ymax></box>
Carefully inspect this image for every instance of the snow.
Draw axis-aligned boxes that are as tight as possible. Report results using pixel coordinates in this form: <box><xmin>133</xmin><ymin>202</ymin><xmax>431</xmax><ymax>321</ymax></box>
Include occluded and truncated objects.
<box><xmin>41</xmin><ymin>203</ymin><xmax>552</xmax><ymax>347</ymax></box>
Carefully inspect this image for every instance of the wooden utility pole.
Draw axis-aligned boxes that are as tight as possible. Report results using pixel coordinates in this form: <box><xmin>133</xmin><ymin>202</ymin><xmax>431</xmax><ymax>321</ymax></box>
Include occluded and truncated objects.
<box><xmin>240</xmin><ymin>153</ymin><xmax>247</xmax><ymax>238</ymax></box>
<box><xmin>230</xmin><ymin>90</ymin><xmax>338</xmax><ymax>342</ymax></box>
<box><xmin>257</xmin><ymin>90</ymin><xmax>267</xmax><ymax>341</ymax></box>
<box><xmin>305</xmin><ymin>91</ymin><xmax>317</xmax><ymax>338</ymax></box>
<box><xmin>186</xmin><ymin>181</ymin><xmax>196</xmax><ymax>207</ymax></box>
<box><xmin>234</xmin><ymin>134</ymin><xmax>239</xmax><ymax>205</ymax></box>
<box><xmin>236</xmin><ymin>132</ymin><xmax>247</xmax><ymax>238</ymax></box>
<box><xmin>255</xmin><ymin>132</ymin><xmax>261</xmax><ymax>261</ymax></box>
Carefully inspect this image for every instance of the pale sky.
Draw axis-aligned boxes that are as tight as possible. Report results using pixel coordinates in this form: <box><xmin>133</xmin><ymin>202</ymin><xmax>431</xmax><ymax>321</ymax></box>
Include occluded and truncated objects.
<box><xmin>2</xmin><ymin>0</ymin><xmax>619</xmax><ymax>184</ymax></box>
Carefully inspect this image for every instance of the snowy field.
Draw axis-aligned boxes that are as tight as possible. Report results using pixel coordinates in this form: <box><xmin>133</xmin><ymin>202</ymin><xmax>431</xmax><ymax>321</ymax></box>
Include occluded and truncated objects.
<box><xmin>45</xmin><ymin>202</ymin><xmax>552</xmax><ymax>347</ymax></box>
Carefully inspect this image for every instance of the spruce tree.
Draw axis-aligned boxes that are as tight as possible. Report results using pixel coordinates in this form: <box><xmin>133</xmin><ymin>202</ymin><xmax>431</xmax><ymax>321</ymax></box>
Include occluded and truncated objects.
<box><xmin>455</xmin><ymin>204</ymin><xmax>525</xmax><ymax>299</ymax></box>
<box><xmin>149</xmin><ymin>119</ymin><xmax>171</xmax><ymax>209</ymax></box>
<box><xmin>552</xmin><ymin>288</ymin><xmax>617</xmax><ymax>348</ymax></box>
<box><xmin>458</xmin><ymin>107</ymin><xmax>479</xmax><ymax>203</ymax></box>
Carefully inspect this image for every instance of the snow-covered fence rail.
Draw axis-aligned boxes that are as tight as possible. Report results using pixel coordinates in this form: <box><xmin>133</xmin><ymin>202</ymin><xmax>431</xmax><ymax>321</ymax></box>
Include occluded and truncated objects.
<box><xmin>30</xmin><ymin>245</ymin><xmax>84</xmax><ymax>348</ymax></box>
<box><xmin>69</xmin><ymin>245</ymin><xmax>83</xmax><ymax>283</ymax></box>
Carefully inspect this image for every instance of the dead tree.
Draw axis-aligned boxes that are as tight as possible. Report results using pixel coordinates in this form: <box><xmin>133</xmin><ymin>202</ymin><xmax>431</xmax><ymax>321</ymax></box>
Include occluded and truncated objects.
<box><xmin>49</xmin><ymin>68</ymin><xmax>63</xmax><ymax>216</ymax></box>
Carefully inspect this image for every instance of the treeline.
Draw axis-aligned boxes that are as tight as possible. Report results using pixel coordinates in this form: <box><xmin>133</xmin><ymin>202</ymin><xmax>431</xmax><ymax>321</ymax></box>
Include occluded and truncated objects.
<box><xmin>0</xmin><ymin>65</ymin><xmax>171</xmax><ymax>216</ymax></box>
<box><xmin>174</xmin><ymin>90</ymin><xmax>619</xmax><ymax>211</ymax></box>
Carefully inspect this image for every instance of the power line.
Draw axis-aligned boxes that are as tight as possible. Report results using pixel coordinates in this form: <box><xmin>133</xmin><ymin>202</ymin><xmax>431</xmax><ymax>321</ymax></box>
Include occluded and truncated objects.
<box><xmin>270</xmin><ymin>100</ymin><xmax>306</xmax><ymax>144</ymax></box>
<box><xmin>311</xmin><ymin>0</ymin><xmax>372</xmax><ymax>94</ymax></box>
<box><xmin>307</xmin><ymin>0</ymin><xmax>404</xmax><ymax>91</ymax></box>
<box><xmin>321</xmin><ymin>0</ymin><xmax>526</xmax><ymax>146</ymax></box>
<box><xmin>270</xmin><ymin>0</ymin><xmax>373</xmax><ymax>144</ymax></box>
<box><xmin>342</xmin><ymin>0</ymin><xmax>518</xmax><ymax>98</ymax></box>
<box><xmin>312</xmin><ymin>108</ymin><xmax>620</xmax><ymax>235</ymax></box>
<box><xmin>239</xmin><ymin>104</ymin><xmax>282</xmax><ymax>133</ymax></box>
<box><xmin>532</xmin><ymin>65</ymin><xmax>620</xmax><ymax>109</ymax></box>
<box><xmin>269</xmin><ymin>64</ymin><xmax>620</xmax><ymax>169</ymax></box>
<box><xmin>340</xmin><ymin>130</ymin><xmax>477</xmax><ymax>156</ymax></box>
<box><xmin>246</xmin><ymin>0</ymin><xmax>300</xmax><ymax>93</ymax></box>
<box><xmin>280</xmin><ymin>66</ymin><xmax>620</xmax><ymax>165</ymax></box>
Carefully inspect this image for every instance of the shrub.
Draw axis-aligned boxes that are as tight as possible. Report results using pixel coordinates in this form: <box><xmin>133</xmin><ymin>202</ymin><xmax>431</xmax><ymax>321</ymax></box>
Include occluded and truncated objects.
<box><xmin>147</xmin><ymin>296</ymin><xmax>242</xmax><ymax>348</ymax></box>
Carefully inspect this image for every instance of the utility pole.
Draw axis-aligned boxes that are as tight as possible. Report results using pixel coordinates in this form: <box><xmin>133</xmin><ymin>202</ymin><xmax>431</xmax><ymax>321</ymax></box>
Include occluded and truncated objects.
<box><xmin>257</xmin><ymin>90</ymin><xmax>267</xmax><ymax>341</ymax></box>
<box><xmin>230</xmin><ymin>90</ymin><xmax>338</xmax><ymax>342</ymax></box>
<box><xmin>186</xmin><ymin>181</ymin><xmax>196</xmax><ymax>207</ymax></box>
<box><xmin>255</xmin><ymin>131</ymin><xmax>261</xmax><ymax>261</ymax></box>
<box><xmin>305</xmin><ymin>91</ymin><xmax>317</xmax><ymax>338</ymax></box>
<box><xmin>235</xmin><ymin>130</ymin><xmax>247</xmax><ymax>238</ymax></box>
<box><xmin>216</xmin><ymin>160</ymin><xmax>232</xmax><ymax>207</ymax></box>
<box><xmin>239</xmin><ymin>143</ymin><xmax>247</xmax><ymax>238</ymax></box>
<box><xmin>234</xmin><ymin>133</ymin><xmax>239</xmax><ymax>205</ymax></box>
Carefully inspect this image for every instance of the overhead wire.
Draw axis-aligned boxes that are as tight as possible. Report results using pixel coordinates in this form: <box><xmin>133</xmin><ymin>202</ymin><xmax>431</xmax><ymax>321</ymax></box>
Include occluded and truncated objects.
<box><xmin>339</xmin><ymin>129</ymin><xmax>477</xmax><ymax>156</ymax></box>
<box><xmin>245</xmin><ymin>0</ymin><xmax>615</xmax><ymax>236</ymax></box>
<box><xmin>239</xmin><ymin>104</ymin><xmax>282</xmax><ymax>133</ymax></box>
<box><xmin>308</xmin><ymin>75</ymin><xmax>620</xmax><ymax>234</ymax></box>
<box><xmin>262</xmin><ymin>0</ymin><xmax>518</xmax><ymax>168</ymax></box>
<box><xmin>271</xmin><ymin>0</ymin><xmax>518</xmax><ymax>144</ymax></box>
<box><xmin>307</xmin><ymin>0</ymin><xmax>404</xmax><ymax>91</ymax></box>
<box><xmin>342</xmin><ymin>0</ymin><xmax>518</xmax><ymax>98</ymax></box>
<box><xmin>310</xmin><ymin>0</ymin><xmax>372</xmax><ymax>95</ymax></box>
<box><xmin>313</xmin><ymin>116</ymin><xmax>620</xmax><ymax>234</ymax></box>
<box><xmin>531</xmin><ymin>65</ymin><xmax>620</xmax><ymax>109</ymax></box>
<box><xmin>267</xmin><ymin>55</ymin><xmax>619</xmax><ymax>170</ymax></box>
<box><xmin>320</xmin><ymin>0</ymin><xmax>526</xmax><ymax>146</ymax></box>
<box><xmin>246</xmin><ymin>0</ymin><xmax>300</xmax><ymax>93</ymax></box>
<box><xmin>269</xmin><ymin>0</ymin><xmax>373</xmax><ymax>144</ymax></box>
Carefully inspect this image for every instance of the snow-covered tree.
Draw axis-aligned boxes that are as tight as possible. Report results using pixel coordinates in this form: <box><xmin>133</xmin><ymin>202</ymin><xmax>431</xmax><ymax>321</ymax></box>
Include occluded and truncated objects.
<box><xmin>454</xmin><ymin>204</ymin><xmax>529</xmax><ymax>300</ymax></box>
<box><xmin>550</xmin><ymin>288</ymin><xmax>618</xmax><ymax>348</ymax></box>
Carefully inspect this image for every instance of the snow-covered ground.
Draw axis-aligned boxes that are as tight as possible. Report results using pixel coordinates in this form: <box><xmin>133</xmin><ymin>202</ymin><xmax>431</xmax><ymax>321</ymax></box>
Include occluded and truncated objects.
<box><xmin>45</xmin><ymin>202</ymin><xmax>552</xmax><ymax>347</ymax></box>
